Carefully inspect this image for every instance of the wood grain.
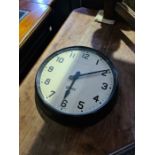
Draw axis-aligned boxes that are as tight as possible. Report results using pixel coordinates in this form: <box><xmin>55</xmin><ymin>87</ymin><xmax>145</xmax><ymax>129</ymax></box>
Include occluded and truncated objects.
<box><xmin>19</xmin><ymin>1</ymin><xmax>51</xmax><ymax>48</ymax></box>
<box><xmin>20</xmin><ymin>8</ymin><xmax>135</xmax><ymax>155</ymax></box>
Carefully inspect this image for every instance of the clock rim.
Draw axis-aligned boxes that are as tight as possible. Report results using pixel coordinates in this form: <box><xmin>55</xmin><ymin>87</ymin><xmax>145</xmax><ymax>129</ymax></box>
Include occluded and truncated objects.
<box><xmin>35</xmin><ymin>46</ymin><xmax>118</xmax><ymax>119</ymax></box>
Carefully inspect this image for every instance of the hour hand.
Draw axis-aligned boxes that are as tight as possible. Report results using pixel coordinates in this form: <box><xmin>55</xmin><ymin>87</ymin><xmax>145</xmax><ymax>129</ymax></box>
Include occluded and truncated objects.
<box><xmin>63</xmin><ymin>71</ymin><xmax>80</xmax><ymax>99</ymax></box>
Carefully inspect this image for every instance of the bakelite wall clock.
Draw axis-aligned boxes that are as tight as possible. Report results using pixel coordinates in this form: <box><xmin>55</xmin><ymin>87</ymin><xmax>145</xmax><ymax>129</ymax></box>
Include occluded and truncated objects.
<box><xmin>35</xmin><ymin>46</ymin><xmax>118</xmax><ymax>126</ymax></box>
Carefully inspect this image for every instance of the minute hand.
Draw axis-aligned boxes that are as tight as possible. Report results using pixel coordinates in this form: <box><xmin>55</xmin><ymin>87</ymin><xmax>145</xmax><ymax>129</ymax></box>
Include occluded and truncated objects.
<box><xmin>69</xmin><ymin>69</ymin><xmax>110</xmax><ymax>80</ymax></box>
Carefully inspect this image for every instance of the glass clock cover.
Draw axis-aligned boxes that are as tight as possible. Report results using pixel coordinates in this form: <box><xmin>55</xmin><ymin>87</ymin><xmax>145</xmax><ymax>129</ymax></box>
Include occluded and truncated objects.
<box><xmin>35</xmin><ymin>46</ymin><xmax>118</xmax><ymax>126</ymax></box>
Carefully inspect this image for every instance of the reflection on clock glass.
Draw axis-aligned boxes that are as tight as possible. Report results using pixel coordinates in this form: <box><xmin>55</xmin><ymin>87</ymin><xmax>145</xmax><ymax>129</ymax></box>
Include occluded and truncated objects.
<box><xmin>38</xmin><ymin>49</ymin><xmax>114</xmax><ymax>115</ymax></box>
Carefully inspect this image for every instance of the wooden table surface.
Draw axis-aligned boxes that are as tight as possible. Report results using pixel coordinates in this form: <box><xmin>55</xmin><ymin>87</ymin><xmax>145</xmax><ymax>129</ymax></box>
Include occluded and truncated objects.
<box><xmin>19</xmin><ymin>1</ymin><xmax>51</xmax><ymax>48</ymax></box>
<box><xmin>20</xmin><ymin>8</ymin><xmax>135</xmax><ymax>155</ymax></box>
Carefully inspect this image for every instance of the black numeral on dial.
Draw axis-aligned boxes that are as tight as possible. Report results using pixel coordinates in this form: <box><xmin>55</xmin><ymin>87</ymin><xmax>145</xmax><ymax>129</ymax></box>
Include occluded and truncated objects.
<box><xmin>93</xmin><ymin>95</ymin><xmax>99</xmax><ymax>102</ymax></box>
<box><xmin>96</xmin><ymin>59</ymin><xmax>99</xmax><ymax>65</ymax></box>
<box><xmin>101</xmin><ymin>83</ymin><xmax>108</xmax><ymax>90</ymax></box>
<box><xmin>101</xmin><ymin>69</ymin><xmax>111</xmax><ymax>76</ymax></box>
<box><xmin>44</xmin><ymin>78</ymin><xmax>50</xmax><ymax>85</ymax></box>
<box><xmin>61</xmin><ymin>99</ymin><xmax>68</xmax><ymax>108</ymax></box>
<box><xmin>48</xmin><ymin>90</ymin><xmax>55</xmax><ymax>98</ymax></box>
<box><xmin>48</xmin><ymin>66</ymin><xmax>54</xmax><ymax>72</ymax></box>
<box><xmin>69</xmin><ymin>51</ymin><xmax>76</xmax><ymax>58</ymax></box>
<box><xmin>77</xmin><ymin>101</ymin><xmax>85</xmax><ymax>110</ymax></box>
<box><xmin>56</xmin><ymin>57</ymin><xmax>64</xmax><ymax>63</ymax></box>
<box><xmin>82</xmin><ymin>53</ymin><xmax>89</xmax><ymax>59</ymax></box>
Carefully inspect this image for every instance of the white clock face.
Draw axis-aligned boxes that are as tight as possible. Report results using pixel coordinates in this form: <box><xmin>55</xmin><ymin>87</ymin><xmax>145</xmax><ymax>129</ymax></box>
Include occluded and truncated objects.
<box><xmin>37</xmin><ymin>47</ymin><xmax>116</xmax><ymax>115</ymax></box>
